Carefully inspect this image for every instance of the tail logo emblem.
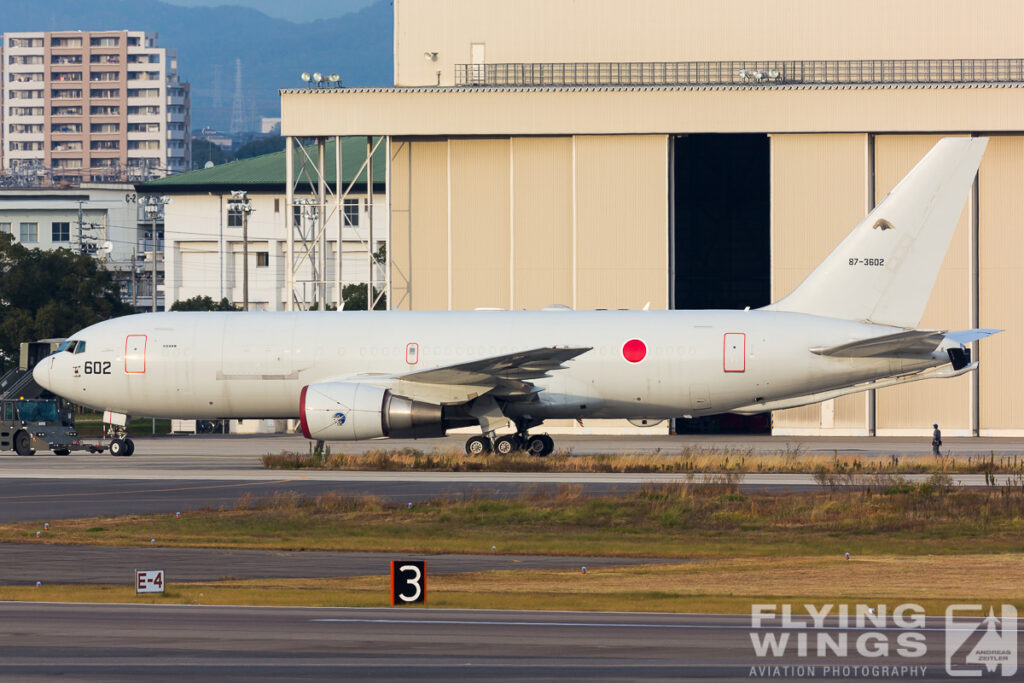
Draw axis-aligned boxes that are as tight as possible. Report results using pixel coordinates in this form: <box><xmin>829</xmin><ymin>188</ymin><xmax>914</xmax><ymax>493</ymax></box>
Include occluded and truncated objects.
<box><xmin>872</xmin><ymin>218</ymin><xmax>895</xmax><ymax>231</ymax></box>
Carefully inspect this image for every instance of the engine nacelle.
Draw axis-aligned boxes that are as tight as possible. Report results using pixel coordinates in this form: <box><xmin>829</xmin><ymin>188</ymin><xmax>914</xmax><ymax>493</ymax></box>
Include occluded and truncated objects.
<box><xmin>299</xmin><ymin>382</ymin><xmax>445</xmax><ymax>441</ymax></box>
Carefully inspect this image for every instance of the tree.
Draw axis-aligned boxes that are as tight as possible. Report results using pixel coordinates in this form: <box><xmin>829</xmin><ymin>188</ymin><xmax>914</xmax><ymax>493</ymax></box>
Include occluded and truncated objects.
<box><xmin>191</xmin><ymin>137</ymin><xmax>234</xmax><ymax>168</ymax></box>
<box><xmin>234</xmin><ymin>136</ymin><xmax>286</xmax><ymax>160</ymax></box>
<box><xmin>170</xmin><ymin>295</ymin><xmax>237</xmax><ymax>311</ymax></box>
<box><xmin>339</xmin><ymin>244</ymin><xmax>388</xmax><ymax>310</ymax></box>
<box><xmin>0</xmin><ymin>233</ymin><xmax>132</xmax><ymax>370</ymax></box>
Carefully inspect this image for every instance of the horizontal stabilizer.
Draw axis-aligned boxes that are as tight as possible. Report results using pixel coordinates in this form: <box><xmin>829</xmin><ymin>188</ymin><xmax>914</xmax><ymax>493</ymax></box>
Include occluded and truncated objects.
<box><xmin>943</xmin><ymin>328</ymin><xmax>1002</xmax><ymax>345</ymax></box>
<box><xmin>811</xmin><ymin>330</ymin><xmax>944</xmax><ymax>358</ymax></box>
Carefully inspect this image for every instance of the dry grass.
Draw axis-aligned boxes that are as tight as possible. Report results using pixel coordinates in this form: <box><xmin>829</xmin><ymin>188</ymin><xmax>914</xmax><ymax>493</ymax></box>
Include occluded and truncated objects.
<box><xmin>3</xmin><ymin>555</ymin><xmax>1021</xmax><ymax>613</ymax></box>
<box><xmin>262</xmin><ymin>447</ymin><xmax>1024</xmax><ymax>475</ymax></box>
<box><xmin>4</xmin><ymin>482</ymin><xmax>1023</xmax><ymax>558</ymax></box>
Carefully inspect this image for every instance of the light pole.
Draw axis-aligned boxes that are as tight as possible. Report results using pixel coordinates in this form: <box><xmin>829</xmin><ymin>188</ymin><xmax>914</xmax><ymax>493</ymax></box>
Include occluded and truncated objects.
<box><xmin>138</xmin><ymin>195</ymin><xmax>172</xmax><ymax>312</ymax></box>
<box><xmin>228</xmin><ymin>190</ymin><xmax>254</xmax><ymax>310</ymax></box>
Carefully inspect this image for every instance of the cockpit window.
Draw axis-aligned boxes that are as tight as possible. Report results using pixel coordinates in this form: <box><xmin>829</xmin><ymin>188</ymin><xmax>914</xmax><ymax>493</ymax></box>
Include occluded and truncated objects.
<box><xmin>74</xmin><ymin>341</ymin><xmax>86</xmax><ymax>354</ymax></box>
<box><xmin>57</xmin><ymin>340</ymin><xmax>73</xmax><ymax>353</ymax></box>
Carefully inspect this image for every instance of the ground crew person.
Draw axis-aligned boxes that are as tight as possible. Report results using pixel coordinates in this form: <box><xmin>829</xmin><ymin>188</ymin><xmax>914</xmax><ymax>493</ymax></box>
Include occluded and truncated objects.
<box><xmin>932</xmin><ymin>423</ymin><xmax>942</xmax><ymax>455</ymax></box>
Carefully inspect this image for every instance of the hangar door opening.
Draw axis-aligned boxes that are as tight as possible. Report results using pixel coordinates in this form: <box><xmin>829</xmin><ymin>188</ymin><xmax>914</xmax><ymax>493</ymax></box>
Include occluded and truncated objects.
<box><xmin>672</xmin><ymin>134</ymin><xmax>770</xmax><ymax>434</ymax></box>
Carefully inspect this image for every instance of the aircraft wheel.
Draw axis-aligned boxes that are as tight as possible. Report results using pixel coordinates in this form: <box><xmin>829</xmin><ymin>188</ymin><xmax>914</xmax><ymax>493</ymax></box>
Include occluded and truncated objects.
<box><xmin>14</xmin><ymin>430</ymin><xmax>35</xmax><ymax>456</ymax></box>
<box><xmin>52</xmin><ymin>449</ymin><xmax>70</xmax><ymax>456</ymax></box>
<box><xmin>109</xmin><ymin>439</ymin><xmax>126</xmax><ymax>457</ymax></box>
<box><xmin>524</xmin><ymin>435</ymin><xmax>548</xmax><ymax>456</ymax></box>
<box><xmin>493</xmin><ymin>435</ymin><xmax>519</xmax><ymax>455</ymax></box>
<box><xmin>538</xmin><ymin>434</ymin><xmax>555</xmax><ymax>457</ymax></box>
<box><xmin>124</xmin><ymin>438</ymin><xmax>135</xmax><ymax>456</ymax></box>
<box><xmin>465</xmin><ymin>436</ymin><xmax>492</xmax><ymax>456</ymax></box>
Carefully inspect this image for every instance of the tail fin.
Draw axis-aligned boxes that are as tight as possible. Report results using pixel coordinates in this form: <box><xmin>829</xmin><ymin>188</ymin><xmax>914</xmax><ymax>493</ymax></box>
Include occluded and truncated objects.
<box><xmin>767</xmin><ymin>137</ymin><xmax>987</xmax><ymax>328</ymax></box>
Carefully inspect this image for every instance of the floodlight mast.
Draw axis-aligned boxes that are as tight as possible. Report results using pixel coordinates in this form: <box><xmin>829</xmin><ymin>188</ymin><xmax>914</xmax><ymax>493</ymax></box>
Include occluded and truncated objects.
<box><xmin>227</xmin><ymin>190</ymin><xmax>254</xmax><ymax>309</ymax></box>
<box><xmin>285</xmin><ymin>73</ymin><xmax>387</xmax><ymax>312</ymax></box>
<box><xmin>139</xmin><ymin>195</ymin><xmax>171</xmax><ymax>312</ymax></box>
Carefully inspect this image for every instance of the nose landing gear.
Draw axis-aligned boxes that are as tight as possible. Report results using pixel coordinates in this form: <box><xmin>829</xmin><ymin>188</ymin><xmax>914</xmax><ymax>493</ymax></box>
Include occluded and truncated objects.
<box><xmin>104</xmin><ymin>412</ymin><xmax>134</xmax><ymax>457</ymax></box>
<box><xmin>109</xmin><ymin>436</ymin><xmax>134</xmax><ymax>457</ymax></box>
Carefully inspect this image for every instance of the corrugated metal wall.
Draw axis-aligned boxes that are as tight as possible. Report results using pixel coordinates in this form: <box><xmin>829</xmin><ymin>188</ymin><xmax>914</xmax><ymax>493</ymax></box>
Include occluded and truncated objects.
<box><xmin>395</xmin><ymin>0</ymin><xmax>1024</xmax><ymax>87</ymax></box>
<box><xmin>390</xmin><ymin>134</ymin><xmax>668</xmax><ymax>312</ymax></box>
<box><xmin>391</xmin><ymin>139</ymin><xmax>450</xmax><ymax>310</ymax></box>
<box><xmin>873</xmin><ymin>135</ymin><xmax>971</xmax><ymax>435</ymax></box>
<box><xmin>770</xmin><ymin>134</ymin><xmax>868</xmax><ymax>434</ymax></box>
<box><xmin>574</xmin><ymin>135</ymin><xmax>669</xmax><ymax>310</ymax></box>
<box><xmin>511</xmin><ymin>137</ymin><xmax>574</xmax><ymax>309</ymax></box>
<box><xmin>979</xmin><ymin>136</ymin><xmax>1024</xmax><ymax>434</ymax></box>
<box><xmin>451</xmin><ymin>139</ymin><xmax>511</xmax><ymax>309</ymax></box>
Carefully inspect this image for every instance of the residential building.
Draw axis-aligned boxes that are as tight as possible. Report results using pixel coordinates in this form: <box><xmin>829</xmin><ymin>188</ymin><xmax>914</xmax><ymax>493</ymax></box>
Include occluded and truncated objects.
<box><xmin>1</xmin><ymin>30</ymin><xmax>190</xmax><ymax>184</ymax></box>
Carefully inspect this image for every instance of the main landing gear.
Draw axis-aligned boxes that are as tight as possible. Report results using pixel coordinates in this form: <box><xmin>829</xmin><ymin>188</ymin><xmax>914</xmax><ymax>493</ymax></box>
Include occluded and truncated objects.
<box><xmin>464</xmin><ymin>431</ymin><xmax>555</xmax><ymax>457</ymax></box>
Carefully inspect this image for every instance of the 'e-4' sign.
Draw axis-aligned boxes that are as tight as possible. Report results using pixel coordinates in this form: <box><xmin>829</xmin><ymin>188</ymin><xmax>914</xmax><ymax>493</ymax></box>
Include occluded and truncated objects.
<box><xmin>136</xmin><ymin>570</ymin><xmax>164</xmax><ymax>594</ymax></box>
<box><xmin>390</xmin><ymin>561</ymin><xmax>425</xmax><ymax>605</ymax></box>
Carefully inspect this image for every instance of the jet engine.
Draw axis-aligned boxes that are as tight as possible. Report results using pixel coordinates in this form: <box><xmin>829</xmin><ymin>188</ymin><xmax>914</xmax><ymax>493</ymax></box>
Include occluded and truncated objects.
<box><xmin>299</xmin><ymin>382</ymin><xmax>445</xmax><ymax>440</ymax></box>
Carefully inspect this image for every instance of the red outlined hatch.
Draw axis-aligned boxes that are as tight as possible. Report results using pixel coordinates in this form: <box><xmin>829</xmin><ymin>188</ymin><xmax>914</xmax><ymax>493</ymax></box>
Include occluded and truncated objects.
<box><xmin>406</xmin><ymin>342</ymin><xmax>419</xmax><ymax>365</ymax></box>
<box><xmin>723</xmin><ymin>333</ymin><xmax>745</xmax><ymax>373</ymax></box>
<box><xmin>125</xmin><ymin>335</ymin><xmax>147</xmax><ymax>374</ymax></box>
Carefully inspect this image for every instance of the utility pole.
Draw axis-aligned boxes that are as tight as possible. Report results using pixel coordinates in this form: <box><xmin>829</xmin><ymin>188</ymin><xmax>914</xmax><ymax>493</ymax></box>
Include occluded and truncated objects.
<box><xmin>131</xmin><ymin>250</ymin><xmax>137</xmax><ymax>310</ymax></box>
<box><xmin>139</xmin><ymin>195</ymin><xmax>172</xmax><ymax>312</ymax></box>
<box><xmin>150</xmin><ymin>210</ymin><xmax>158</xmax><ymax>313</ymax></box>
<box><xmin>76</xmin><ymin>200</ymin><xmax>85</xmax><ymax>255</ymax></box>
<box><xmin>228</xmin><ymin>190</ymin><xmax>254</xmax><ymax>310</ymax></box>
<box><xmin>366</xmin><ymin>135</ymin><xmax>374</xmax><ymax>310</ymax></box>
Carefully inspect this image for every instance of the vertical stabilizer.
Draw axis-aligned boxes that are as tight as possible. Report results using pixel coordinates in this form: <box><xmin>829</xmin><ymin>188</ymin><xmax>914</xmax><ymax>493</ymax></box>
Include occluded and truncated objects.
<box><xmin>766</xmin><ymin>137</ymin><xmax>987</xmax><ymax>328</ymax></box>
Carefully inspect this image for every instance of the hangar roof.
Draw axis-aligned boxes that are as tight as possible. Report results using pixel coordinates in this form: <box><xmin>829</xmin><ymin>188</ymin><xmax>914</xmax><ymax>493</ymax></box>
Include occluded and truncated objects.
<box><xmin>138</xmin><ymin>137</ymin><xmax>386</xmax><ymax>194</ymax></box>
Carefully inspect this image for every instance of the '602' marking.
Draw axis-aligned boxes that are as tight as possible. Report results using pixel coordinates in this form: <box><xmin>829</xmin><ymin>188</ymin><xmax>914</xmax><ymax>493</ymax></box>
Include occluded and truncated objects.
<box><xmin>83</xmin><ymin>361</ymin><xmax>111</xmax><ymax>375</ymax></box>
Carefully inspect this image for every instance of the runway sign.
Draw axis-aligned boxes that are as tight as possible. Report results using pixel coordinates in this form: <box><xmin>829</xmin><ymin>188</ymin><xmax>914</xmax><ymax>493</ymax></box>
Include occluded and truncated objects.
<box><xmin>390</xmin><ymin>561</ymin><xmax>425</xmax><ymax>605</ymax></box>
<box><xmin>135</xmin><ymin>570</ymin><xmax>164</xmax><ymax>594</ymax></box>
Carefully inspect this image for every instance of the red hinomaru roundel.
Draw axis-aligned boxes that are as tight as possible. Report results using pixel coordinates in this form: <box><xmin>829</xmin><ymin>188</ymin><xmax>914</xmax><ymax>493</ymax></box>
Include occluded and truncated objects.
<box><xmin>622</xmin><ymin>338</ymin><xmax>647</xmax><ymax>363</ymax></box>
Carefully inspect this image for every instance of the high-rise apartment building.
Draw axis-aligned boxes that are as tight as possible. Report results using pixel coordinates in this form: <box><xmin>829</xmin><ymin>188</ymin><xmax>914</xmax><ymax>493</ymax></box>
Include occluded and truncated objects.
<box><xmin>0</xmin><ymin>30</ymin><xmax>190</xmax><ymax>184</ymax></box>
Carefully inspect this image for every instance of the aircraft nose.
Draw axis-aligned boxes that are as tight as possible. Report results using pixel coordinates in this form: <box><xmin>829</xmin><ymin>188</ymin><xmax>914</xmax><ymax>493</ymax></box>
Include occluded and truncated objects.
<box><xmin>32</xmin><ymin>357</ymin><xmax>52</xmax><ymax>391</ymax></box>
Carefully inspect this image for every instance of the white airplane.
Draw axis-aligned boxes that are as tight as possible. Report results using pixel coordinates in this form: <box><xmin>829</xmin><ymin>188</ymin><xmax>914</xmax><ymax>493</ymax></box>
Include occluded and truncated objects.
<box><xmin>34</xmin><ymin>137</ymin><xmax>998</xmax><ymax>457</ymax></box>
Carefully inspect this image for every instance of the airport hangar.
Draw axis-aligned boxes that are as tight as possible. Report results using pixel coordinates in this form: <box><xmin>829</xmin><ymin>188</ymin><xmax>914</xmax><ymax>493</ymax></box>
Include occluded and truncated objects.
<box><xmin>279</xmin><ymin>0</ymin><xmax>1024</xmax><ymax>438</ymax></box>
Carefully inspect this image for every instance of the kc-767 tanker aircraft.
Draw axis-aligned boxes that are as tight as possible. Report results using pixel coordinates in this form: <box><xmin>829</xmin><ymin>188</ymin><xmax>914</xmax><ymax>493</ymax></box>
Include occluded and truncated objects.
<box><xmin>34</xmin><ymin>137</ymin><xmax>997</xmax><ymax>456</ymax></box>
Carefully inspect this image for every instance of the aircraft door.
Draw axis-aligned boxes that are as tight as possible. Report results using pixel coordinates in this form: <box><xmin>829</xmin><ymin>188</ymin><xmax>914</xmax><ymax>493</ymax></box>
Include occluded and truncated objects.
<box><xmin>125</xmin><ymin>335</ymin><xmax>147</xmax><ymax>374</ymax></box>
<box><xmin>723</xmin><ymin>333</ymin><xmax>745</xmax><ymax>372</ymax></box>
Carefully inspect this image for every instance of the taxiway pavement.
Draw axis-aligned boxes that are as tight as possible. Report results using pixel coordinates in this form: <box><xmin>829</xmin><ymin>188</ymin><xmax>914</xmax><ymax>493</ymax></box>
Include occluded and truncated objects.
<box><xmin>0</xmin><ymin>603</ymin><xmax>965</xmax><ymax>681</ymax></box>
<box><xmin>0</xmin><ymin>544</ymin><xmax>676</xmax><ymax>585</ymax></box>
<box><xmin>1</xmin><ymin>434</ymin><xmax>1020</xmax><ymax>521</ymax></box>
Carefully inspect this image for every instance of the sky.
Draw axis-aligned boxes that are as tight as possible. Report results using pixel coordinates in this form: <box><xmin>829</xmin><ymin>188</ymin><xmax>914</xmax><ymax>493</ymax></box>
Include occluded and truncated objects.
<box><xmin>159</xmin><ymin>0</ymin><xmax>378</xmax><ymax>21</ymax></box>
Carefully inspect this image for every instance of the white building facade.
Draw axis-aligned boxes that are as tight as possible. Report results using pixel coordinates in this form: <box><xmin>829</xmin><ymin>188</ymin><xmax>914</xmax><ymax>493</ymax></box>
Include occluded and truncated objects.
<box><xmin>140</xmin><ymin>140</ymin><xmax>387</xmax><ymax>311</ymax></box>
<box><xmin>161</xmin><ymin>191</ymin><xmax>386</xmax><ymax>310</ymax></box>
<box><xmin>0</xmin><ymin>182</ymin><xmax>162</xmax><ymax>309</ymax></box>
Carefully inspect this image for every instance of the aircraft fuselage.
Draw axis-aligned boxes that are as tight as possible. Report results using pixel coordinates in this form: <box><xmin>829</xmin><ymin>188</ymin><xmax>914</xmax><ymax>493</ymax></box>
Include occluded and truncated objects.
<box><xmin>34</xmin><ymin>309</ymin><xmax>942</xmax><ymax>422</ymax></box>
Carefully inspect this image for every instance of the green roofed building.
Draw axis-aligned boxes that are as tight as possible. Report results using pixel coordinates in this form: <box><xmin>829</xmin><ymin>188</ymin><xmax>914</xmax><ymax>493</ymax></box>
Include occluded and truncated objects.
<box><xmin>136</xmin><ymin>138</ymin><xmax>387</xmax><ymax>312</ymax></box>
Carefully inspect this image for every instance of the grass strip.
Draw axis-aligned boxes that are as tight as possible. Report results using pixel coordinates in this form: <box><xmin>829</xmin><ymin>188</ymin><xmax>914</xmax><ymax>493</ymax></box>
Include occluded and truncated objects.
<box><xmin>4</xmin><ymin>556</ymin><xmax>1021</xmax><ymax>613</ymax></box>
<box><xmin>5</xmin><ymin>483</ymin><xmax>1024</xmax><ymax>558</ymax></box>
<box><xmin>263</xmin><ymin>448</ymin><xmax>1024</xmax><ymax>475</ymax></box>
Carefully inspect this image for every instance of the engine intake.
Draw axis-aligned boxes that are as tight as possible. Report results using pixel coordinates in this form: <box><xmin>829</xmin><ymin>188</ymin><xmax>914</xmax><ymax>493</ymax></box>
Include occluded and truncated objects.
<box><xmin>300</xmin><ymin>382</ymin><xmax>445</xmax><ymax>441</ymax></box>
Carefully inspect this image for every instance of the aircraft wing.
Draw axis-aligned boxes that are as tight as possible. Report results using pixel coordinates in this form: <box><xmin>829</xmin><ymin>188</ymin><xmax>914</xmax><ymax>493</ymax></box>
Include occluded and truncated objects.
<box><xmin>343</xmin><ymin>346</ymin><xmax>592</xmax><ymax>404</ymax></box>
